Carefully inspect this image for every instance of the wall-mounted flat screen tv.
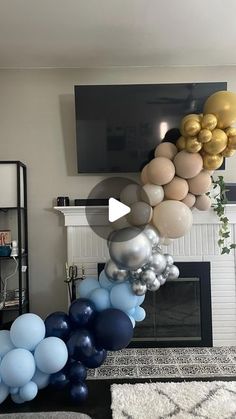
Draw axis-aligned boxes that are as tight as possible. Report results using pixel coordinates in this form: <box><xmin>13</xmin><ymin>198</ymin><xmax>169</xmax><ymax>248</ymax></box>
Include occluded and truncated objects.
<box><xmin>74</xmin><ymin>82</ymin><xmax>227</xmax><ymax>173</ymax></box>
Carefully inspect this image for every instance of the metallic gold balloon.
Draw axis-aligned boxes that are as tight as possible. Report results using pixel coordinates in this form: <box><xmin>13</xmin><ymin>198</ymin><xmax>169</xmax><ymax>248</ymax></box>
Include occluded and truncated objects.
<box><xmin>176</xmin><ymin>136</ymin><xmax>186</xmax><ymax>150</ymax></box>
<box><xmin>203</xmin><ymin>153</ymin><xmax>224</xmax><ymax>170</ymax></box>
<box><xmin>185</xmin><ymin>137</ymin><xmax>202</xmax><ymax>153</ymax></box>
<box><xmin>201</xmin><ymin>114</ymin><xmax>217</xmax><ymax>131</ymax></box>
<box><xmin>203</xmin><ymin>129</ymin><xmax>227</xmax><ymax>154</ymax></box>
<box><xmin>225</xmin><ymin>127</ymin><xmax>236</xmax><ymax>137</ymax></box>
<box><xmin>221</xmin><ymin>147</ymin><xmax>236</xmax><ymax>157</ymax></box>
<box><xmin>198</xmin><ymin>129</ymin><xmax>212</xmax><ymax>143</ymax></box>
<box><xmin>228</xmin><ymin>136</ymin><xmax>236</xmax><ymax>150</ymax></box>
<box><xmin>184</xmin><ymin>119</ymin><xmax>201</xmax><ymax>137</ymax></box>
<box><xmin>180</xmin><ymin>114</ymin><xmax>201</xmax><ymax>136</ymax></box>
<box><xmin>203</xmin><ymin>91</ymin><xmax>236</xmax><ymax>129</ymax></box>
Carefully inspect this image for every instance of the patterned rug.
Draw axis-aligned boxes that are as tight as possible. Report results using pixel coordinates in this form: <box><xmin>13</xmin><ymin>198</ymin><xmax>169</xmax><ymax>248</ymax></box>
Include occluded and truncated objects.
<box><xmin>111</xmin><ymin>381</ymin><xmax>236</xmax><ymax>419</ymax></box>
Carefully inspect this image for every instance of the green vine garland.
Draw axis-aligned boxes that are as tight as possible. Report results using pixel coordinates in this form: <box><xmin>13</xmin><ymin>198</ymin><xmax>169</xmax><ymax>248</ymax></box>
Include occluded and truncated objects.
<box><xmin>211</xmin><ymin>176</ymin><xmax>236</xmax><ymax>254</ymax></box>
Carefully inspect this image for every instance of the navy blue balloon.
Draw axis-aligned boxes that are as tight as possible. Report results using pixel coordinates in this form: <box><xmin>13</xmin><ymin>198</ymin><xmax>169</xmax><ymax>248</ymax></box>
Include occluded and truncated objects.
<box><xmin>69</xmin><ymin>361</ymin><xmax>87</xmax><ymax>384</ymax></box>
<box><xmin>66</xmin><ymin>329</ymin><xmax>106</xmax><ymax>368</ymax></box>
<box><xmin>45</xmin><ymin>311</ymin><xmax>72</xmax><ymax>341</ymax></box>
<box><xmin>49</xmin><ymin>367</ymin><xmax>70</xmax><ymax>390</ymax></box>
<box><xmin>93</xmin><ymin>308</ymin><xmax>133</xmax><ymax>351</ymax></box>
<box><xmin>69</xmin><ymin>298</ymin><xmax>96</xmax><ymax>328</ymax></box>
<box><xmin>70</xmin><ymin>382</ymin><xmax>88</xmax><ymax>404</ymax></box>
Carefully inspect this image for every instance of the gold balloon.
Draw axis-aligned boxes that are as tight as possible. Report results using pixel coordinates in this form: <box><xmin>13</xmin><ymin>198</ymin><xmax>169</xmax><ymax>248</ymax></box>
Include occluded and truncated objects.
<box><xmin>176</xmin><ymin>136</ymin><xmax>186</xmax><ymax>150</ymax></box>
<box><xmin>184</xmin><ymin>119</ymin><xmax>201</xmax><ymax>137</ymax></box>
<box><xmin>198</xmin><ymin>129</ymin><xmax>212</xmax><ymax>143</ymax></box>
<box><xmin>185</xmin><ymin>138</ymin><xmax>202</xmax><ymax>153</ymax></box>
<box><xmin>221</xmin><ymin>146</ymin><xmax>236</xmax><ymax>157</ymax></box>
<box><xmin>203</xmin><ymin>128</ymin><xmax>227</xmax><ymax>154</ymax></box>
<box><xmin>203</xmin><ymin>91</ymin><xmax>236</xmax><ymax>129</ymax></box>
<box><xmin>203</xmin><ymin>153</ymin><xmax>224</xmax><ymax>170</ymax></box>
<box><xmin>228</xmin><ymin>136</ymin><xmax>236</xmax><ymax>150</ymax></box>
<box><xmin>225</xmin><ymin>127</ymin><xmax>236</xmax><ymax>137</ymax></box>
<box><xmin>180</xmin><ymin>114</ymin><xmax>201</xmax><ymax>136</ymax></box>
<box><xmin>201</xmin><ymin>114</ymin><xmax>217</xmax><ymax>131</ymax></box>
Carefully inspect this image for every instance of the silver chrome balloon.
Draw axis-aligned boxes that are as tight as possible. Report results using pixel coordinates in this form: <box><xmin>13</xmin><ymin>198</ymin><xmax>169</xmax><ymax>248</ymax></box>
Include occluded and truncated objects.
<box><xmin>132</xmin><ymin>280</ymin><xmax>147</xmax><ymax>296</ymax></box>
<box><xmin>157</xmin><ymin>274</ymin><xmax>167</xmax><ymax>286</ymax></box>
<box><xmin>149</xmin><ymin>252</ymin><xmax>166</xmax><ymax>275</ymax></box>
<box><xmin>143</xmin><ymin>225</ymin><xmax>160</xmax><ymax>248</ymax></box>
<box><xmin>104</xmin><ymin>260</ymin><xmax>129</xmax><ymax>282</ymax></box>
<box><xmin>147</xmin><ymin>278</ymin><xmax>161</xmax><ymax>292</ymax></box>
<box><xmin>168</xmin><ymin>265</ymin><xmax>180</xmax><ymax>280</ymax></box>
<box><xmin>129</xmin><ymin>268</ymin><xmax>143</xmax><ymax>281</ymax></box>
<box><xmin>140</xmin><ymin>269</ymin><xmax>156</xmax><ymax>287</ymax></box>
<box><xmin>109</xmin><ymin>227</ymin><xmax>152</xmax><ymax>270</ymax></box>
<box><xmin>164</xmin><ymin>253</ymin><xmax>174</xmax><ymax>266</ymax></box>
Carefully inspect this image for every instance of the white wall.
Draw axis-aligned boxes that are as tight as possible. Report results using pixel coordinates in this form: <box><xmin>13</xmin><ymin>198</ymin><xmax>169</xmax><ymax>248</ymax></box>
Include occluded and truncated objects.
<box><xmin>0</xmin><ymin>66</ymin><xmax>235</xmax><ymax>317</ymax></box>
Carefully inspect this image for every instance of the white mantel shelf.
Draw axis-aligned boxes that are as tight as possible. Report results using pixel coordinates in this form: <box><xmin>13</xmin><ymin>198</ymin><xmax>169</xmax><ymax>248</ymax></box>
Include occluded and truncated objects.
<box><xmin>54</xmin><ymin>204</ymin><xmax>236</xmax><ymax>226</ymax></box>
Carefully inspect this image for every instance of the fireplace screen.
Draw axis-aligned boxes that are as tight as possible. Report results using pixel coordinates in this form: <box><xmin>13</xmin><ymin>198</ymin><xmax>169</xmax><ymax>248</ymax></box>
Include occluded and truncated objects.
<box><xmin>98</xmin><ymin>261</ymin><xmax>212</xmax><ymax>348</ymax></box>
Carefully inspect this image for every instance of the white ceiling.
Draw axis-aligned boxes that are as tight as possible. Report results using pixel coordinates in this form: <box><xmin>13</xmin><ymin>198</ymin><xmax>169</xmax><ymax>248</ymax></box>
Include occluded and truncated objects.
<box><xmin>0</xmin><ymin>0</ymin><xmax>236</xmax><ymax>68</ymax></box>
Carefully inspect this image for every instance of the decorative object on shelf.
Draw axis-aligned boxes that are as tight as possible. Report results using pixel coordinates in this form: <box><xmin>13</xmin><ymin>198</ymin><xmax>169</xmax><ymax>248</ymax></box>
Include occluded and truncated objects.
<box><xmin>56</xmin><ymin>196</ymin><xmax>70</xmax><ymax>206</ymax></box>
<box><xmin>210</xmin><ymin>175</ymin><xmax>236</xmax><ymax>254</ymax></box>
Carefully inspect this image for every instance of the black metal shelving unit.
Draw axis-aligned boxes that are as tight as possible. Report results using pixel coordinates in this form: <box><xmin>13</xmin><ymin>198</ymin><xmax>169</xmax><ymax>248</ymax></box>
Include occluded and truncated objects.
<box><xmin>0</xmin><ymin>161</ymin><xmax>29</xmax><ymax>329</ymax></box>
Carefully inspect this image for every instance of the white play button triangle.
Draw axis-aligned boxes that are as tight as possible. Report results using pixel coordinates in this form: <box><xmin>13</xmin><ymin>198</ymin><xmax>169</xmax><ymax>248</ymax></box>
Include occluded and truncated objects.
<box><xmin>108</xmin><ymin>198</ymin><xmax>131</xmax><ymax>222</ymax></box>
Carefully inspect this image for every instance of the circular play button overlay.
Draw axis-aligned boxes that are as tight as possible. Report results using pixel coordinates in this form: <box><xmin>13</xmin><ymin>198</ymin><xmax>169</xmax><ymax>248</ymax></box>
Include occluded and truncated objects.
<box><xmin>85</xmin><ymin>177</ymin><xmax>145</xmax><ymax>241</ymax></box>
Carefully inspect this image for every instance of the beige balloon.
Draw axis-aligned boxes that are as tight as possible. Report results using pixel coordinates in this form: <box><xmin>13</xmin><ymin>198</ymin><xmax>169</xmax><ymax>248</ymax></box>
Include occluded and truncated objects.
<box><xmin>152</xmin><ymin>200</ymin><xmax>193</xmax><ymax>239</ymax></box>
<box><xmin>147</xmin><ymin>157</ymin><xmax>175</xmax><ymax>186</ymax></box>
<box><xmin>120</xmin><ymin>184</ymin><xmax>142</xmax><ymax>206</ymax></box>
<box><xmin>188</xmin><ymin>171</ymin><xmax>212</xmax><ymax>195</ymax></box>
<box><xmin>140</xmin><ymin>164</ymin><xmax>149</xmax><ymax>185</ymax></box>
<box><xmin>164</xmin><ymin>176</ymin><xmax>189</xmax><ymax>200</ymax></box>
<box><xmin>174</xmin><ymin>150</ymin><xmax>203</xmax><ymax>179</ymax></box>
<box><xmin>195</xmin><ymin>195</ymin><xmax>212</xmax><ymax>211</ymax></box>
<box><xmin>154</xmin><ymin>142</ymin><xmax>178</xmax><ymax>160</ymax></box>
<box><xmin>141</xmin><ymin>183</ymin><xmax>164</xmax><ymax>206</ymax></box>
<box><xmin>181</xmin><ymin>193</ymin><xmax>196</xmax><ymax>208</ymax></box>
<box><xmin>203</xmin><ymin>91</ymin><xmax>236</xmax><ymax>129</ymax></box>
<box><xmin>128</xmin><ymin>201</ymin><xmax>153</xmax><ymax>226</ymax></box>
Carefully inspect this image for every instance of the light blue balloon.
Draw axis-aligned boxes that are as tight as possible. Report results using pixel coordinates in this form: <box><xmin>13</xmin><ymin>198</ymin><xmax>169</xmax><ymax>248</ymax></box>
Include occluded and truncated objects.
<box><xmin>10</xmin><ymin>313</ymin><xmax>45</xmax><ymax>351</ymax></box>
<box><xmin>110</xmin><ymin>282</ymin><xmax>138</xmax><ymax>312</ymax></box>
<box><xmin>128</xmin><ymin>315</ymin><xmax>136</xmax><ymax>328</ymax></box>
<box><xmin>78</xmin><ymin>277</ymin><xmax>100</xmax><ymax>298</ymax></box>
<box><xmin>89</xmin><ymin>288</ymin><xmax>111</xmax><ymax>311</ymax></box>
<box><xmin>99</xmin><ymin>270</ymin><xmax>114</xmax><ymax>290</ymax></box>
<box><xmin>11</xmin><ymin>393</ymin><xmax>25</xmax><ymax>404</ymax></box>
<box><xmin>0</xmin><ymin>382</ymin><xmax>9</xmax><ymax>404</ymax></box>
<box><xmin>133</xmin><ymin>306</ymin><xmax>146</xmax><ymax>322</ymax></box>
<box><xmin>10</xmin><ymin>387</ymin><xmax>19</xmax><ymax>395</ymax></box>
<box><xmin>126</xmin><ymin>307</ymin><xmax>135</xmax><ymax>316</ymax></box>
<box><xmin>0</xmin><ymin>330</ymin><xmax>15</xmax><ymax>358</ymax></box>
<box><xmin>136</xmin><ymin>294</ymin><xmax>145</xmax><ymax>306</ymax></box>
<box><xmin>0</xmin><ymin>348</ymin><xmax>35</xmax><ymax>387</ymax></box>
<box><xmin>34</xmin><ymin>337</ymin><xmax>68</xmax><ymax>374</ymax></box>
<box><xmin>32</xmin><ymin>369</ymin><xmax>50</xmax><ymax>390</ymax></box>
<box><xmin>19</xmin><ymin>381</ymin><xmax>38</xmax><ymax>402</ymax></box>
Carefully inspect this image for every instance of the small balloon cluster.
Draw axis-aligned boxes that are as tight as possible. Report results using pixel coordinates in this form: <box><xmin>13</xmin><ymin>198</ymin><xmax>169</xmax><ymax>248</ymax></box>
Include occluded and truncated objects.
<box><xmin>0</xmin><ymin>299</ymin><xmax>134</xmax><ymax>405</ymax></box>
<box><xmin>0</xmin><ymin>313</ymin><xmax>68</xmax><ymax>405</ymax></box>
<box><xmin>105</xmin><ymin>225</ymin><xmax>179</xmax><ymax>298</ymax></box>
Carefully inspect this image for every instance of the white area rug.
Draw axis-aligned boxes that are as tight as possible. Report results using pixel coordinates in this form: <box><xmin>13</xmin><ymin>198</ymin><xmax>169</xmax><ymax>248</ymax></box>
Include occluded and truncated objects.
<box><xmin>111</xmin><ymin>381</ymin><xmax>236</xmax><ymax>419</ymax></box>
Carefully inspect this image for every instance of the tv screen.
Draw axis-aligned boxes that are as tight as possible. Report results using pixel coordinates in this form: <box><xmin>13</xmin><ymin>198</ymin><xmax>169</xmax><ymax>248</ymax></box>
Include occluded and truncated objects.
<box><xmin>74</xmin><ymin>82</ymin><xmax>227</xmax><ymax>173</ymax></box>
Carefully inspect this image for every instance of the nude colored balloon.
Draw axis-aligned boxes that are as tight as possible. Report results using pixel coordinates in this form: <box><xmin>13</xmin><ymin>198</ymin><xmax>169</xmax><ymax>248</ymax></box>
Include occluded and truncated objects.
<box><xmin>152</xmin><ymin>200</ymin><xmax>193</xmax><ymax>239</ymax></box>
<box><xmin>195</xmin><ymin>195</ymin><xmax>212</xmax><ymax>211</ymax></box>
<box><xmin>120</xmin><ymin>184</ymin><xmax>141</xmax><ymax>206</ymax></box>
<box><xmin>164</xmin><ymin>176</ymin><xmax>189</xmax><ymax>201</ymax></box>
<box><xmin>203</xmin><ymin>91</ymin><xmax>236</xmax><ymax>129</ymax></box>
<box><xmin>181</xmin><ymin>193</ymin><xmax>196</xmax><ymax>208</ymax></box>
<box><xmin>128</xmin><ymin>201</ymin><xmax>153</xmax><ymax>226</ymax></box>
<box><xmin>140</xmin><ymin>165</ymin><xmax>149</xmax><ymax>185</ymax></box>
<box><xmin>141</xmin><ymin>183</ymin><xmax>164</xmax><ymax>206</ymax></box>
<box><xmin>174</xmin><ymin>150</ymin><xmax>203</xmax><ymax>179</ymax></box>
<box><xmin>188</xmin><ymin>171</ymin><xmax>212</xmax><ymax>195</ymax></box>
<box><xmin>154</xmin><ymin>142</ymin><xmax>178</xmax><ymax>160</ymax></box>
<box><xmin>147</xmin><ymin>157</ymin><xmax>175</xmax><ymax>186</ymax></box>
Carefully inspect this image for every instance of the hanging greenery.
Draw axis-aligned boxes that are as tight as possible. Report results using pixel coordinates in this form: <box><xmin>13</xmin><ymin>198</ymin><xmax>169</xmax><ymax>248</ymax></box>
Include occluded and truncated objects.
<box><xmin>211</xmin><ymin>176</ymin><xmax>236</xmax><ymax>254</ymax></box>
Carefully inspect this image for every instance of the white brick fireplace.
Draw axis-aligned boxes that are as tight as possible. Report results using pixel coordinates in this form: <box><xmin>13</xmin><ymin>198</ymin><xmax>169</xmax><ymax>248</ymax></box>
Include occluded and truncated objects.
<box><xmin>55</xmin><ymin>205</ymin><xmax>236</xmax><ymax>347</ymax></box>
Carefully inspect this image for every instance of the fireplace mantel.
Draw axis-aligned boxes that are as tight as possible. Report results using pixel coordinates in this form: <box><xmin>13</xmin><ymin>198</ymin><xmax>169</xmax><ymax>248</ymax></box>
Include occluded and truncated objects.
<box><xmin>54</xmin><ymin>204</ymin><xmax>236</xmax><ymax>226</ymax></box>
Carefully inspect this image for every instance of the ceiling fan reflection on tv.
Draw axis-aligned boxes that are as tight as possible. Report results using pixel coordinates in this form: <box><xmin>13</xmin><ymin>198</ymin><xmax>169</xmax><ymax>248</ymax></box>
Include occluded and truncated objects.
<box><xmin>147</xmin><ymin>83</ymin><xmax>198</xmax><ymax>113</ymax></box>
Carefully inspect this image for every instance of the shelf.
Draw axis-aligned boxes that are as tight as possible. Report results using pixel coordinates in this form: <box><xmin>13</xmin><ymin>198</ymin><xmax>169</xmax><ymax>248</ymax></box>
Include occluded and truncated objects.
<box><xmin>0</xmin><ymin>253</ymin><xmax>28</xmax><ymax>260</ymax></box>
<box><xmin>0</xmin><ymin>301</ymin><xmax>28</xmax><ymax>312</ymax></box>
<box><xmin>0</xmin><ymin>207</ymin><xmax>26</xmax><ymax>211</ymax></box>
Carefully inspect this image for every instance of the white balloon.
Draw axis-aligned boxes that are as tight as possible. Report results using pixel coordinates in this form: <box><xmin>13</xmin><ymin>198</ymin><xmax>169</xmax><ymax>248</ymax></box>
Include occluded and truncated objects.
<box><xmin>141</xmin><ymin>183</ymin><xmax>164</xmax><ymax>206</ymax></box>
<box><xmin>120</xmin><ymin>184</ymin><xmax>141</xmax><ymax>206</ymax></box>
<box><xmin>153</xmin><ymin>200</ymin><xmax>193</xmax><ymax>239</ymax></box>
<box><xmin>128</xmin><ymin>201</ymin><xmax>153</xmax><ymax>226</ymax></box>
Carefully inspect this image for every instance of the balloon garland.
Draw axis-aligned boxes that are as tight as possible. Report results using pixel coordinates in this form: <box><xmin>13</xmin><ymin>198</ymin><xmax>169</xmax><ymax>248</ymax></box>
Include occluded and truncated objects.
<box><xmin>0</xmin><ymin>90</ymin><xmax>236</xmax><ymax>405</ymax></box>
